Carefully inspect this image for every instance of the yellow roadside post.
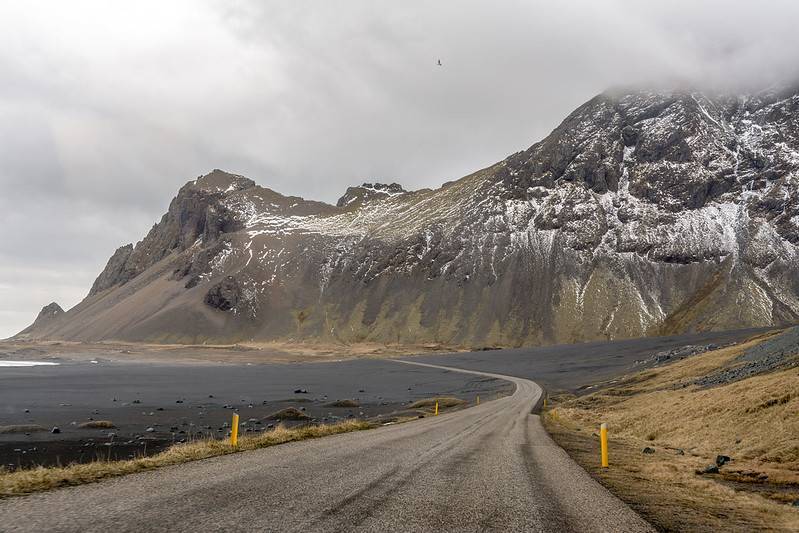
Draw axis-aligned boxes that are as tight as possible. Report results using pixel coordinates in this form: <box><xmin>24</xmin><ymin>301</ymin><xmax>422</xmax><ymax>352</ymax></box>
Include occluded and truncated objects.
<box><xmin>600</xmin><ymin>423</ymin><xmax>609</xmax><ymax>467</ymax></box>
<box><xmin>543</xmin><ymin>394</ymin><xmax>547</xmax><ymax>408</ymax></box>
<box><xmin>476</xmin><ymin>395</ymin><xmax>480</xmax><ymax>405</ymax></box>
<box><xmin>434</xmin><ymin>401</ymin><xmax>439</xmax><ymax>416</ymax></box>
<box><xmin>231</xmin><ymin>413</ymin><xmax>240</xmax><ymax>446</ymax></box>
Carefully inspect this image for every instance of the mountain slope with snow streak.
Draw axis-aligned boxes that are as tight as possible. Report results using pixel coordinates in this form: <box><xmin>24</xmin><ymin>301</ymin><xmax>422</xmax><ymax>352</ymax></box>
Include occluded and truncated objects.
<box><xmin>19</xmin><ymin>87</ymin><xmax>799</xmax><ymax>345</ymax></box>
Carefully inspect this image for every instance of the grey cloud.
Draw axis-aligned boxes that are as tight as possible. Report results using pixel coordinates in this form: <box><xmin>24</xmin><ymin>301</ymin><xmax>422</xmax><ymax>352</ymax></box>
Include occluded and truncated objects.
<box><xmin>1</xmin><ymin>0</ymin><xmax>798</xmax><ymax>337</ymax></box>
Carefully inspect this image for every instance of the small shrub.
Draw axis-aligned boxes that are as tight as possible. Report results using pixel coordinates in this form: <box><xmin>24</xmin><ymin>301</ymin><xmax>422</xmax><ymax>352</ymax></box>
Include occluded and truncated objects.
<box><xmin>79</xmin><ymin>421</ymin><xmax>116</xmax><ymax>429</ymax></box>
<box><xmin>267</xmin><ymin>407</ymin><xmax>309</xmax><ymax>420</ymax></box>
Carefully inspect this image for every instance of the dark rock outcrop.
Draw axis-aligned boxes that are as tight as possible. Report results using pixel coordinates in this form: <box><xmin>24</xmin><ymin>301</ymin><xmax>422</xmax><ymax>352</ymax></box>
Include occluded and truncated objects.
<box><xmin>89</xmin><ymin>171</ymin><xmax>248</xmax><ymax>296</ymax></box>
<box><xmin>14</xmin><ymin>302</ymin><xmax>65</xmax><ymax>338</ymax></box>
<box><xmin>337</xmin><ymin>182</ymin><xmax>407</xmax><ymax>208</ymax></box>
<box><xmin>203</xmin><ymin>276</ymin><xmax>240</xmax><ymax>312</ymax></box>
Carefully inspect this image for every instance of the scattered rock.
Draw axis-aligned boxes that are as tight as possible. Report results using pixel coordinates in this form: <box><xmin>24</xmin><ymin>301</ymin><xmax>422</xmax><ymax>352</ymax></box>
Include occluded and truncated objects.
<box><xmin>696</xmin><ymin>465</ymin><xmax>719</xmax><ymax>475</ymax></box>
<box><xmin>675</xmin><ymin>449</ymin><xmax>685</xmax><ymax>456</ymax></box>
<box><xmin>51</xmin><ymin>427</ymin><xmax>61</xmax><ymax>434</ymax></box>
<box><xmin>642</xmin><ymin>447</ymin><xmax>655</xmax><ymax>454</ymax></box>
<box><xmin>294</xmin><ymin>389</ymin><xmax>308</xmax><ymax>394</ymax></box>
<box><xmin>715</xmin><ymin>455</ymin><xmax>732</xmax><ymax>467</ymax></box>
<box><xmin>145</xmin><ymin>427</ymin><xmax>155</xmax><ymax>433</ymax></box>
<box><xmin>132</xmin><ymin>399</ymin><xmax>141</xmax><ymax>404</ymax></box>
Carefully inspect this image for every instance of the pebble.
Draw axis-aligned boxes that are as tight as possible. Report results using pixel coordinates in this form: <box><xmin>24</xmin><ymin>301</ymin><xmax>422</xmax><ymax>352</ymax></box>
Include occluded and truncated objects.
<box><xmin>642</xmin><ymin>447</ymin><xmax>655</xmax><ymax>454</ymax></box>
<box><xmin>51</xmin><ymin>427</ymin><xmax>60</xmax><ymax>434</ymax></box>
<box><xmin>145</xmin><ymin>427</ymin><xmax>155</xmax><ymax>433</ymax></box>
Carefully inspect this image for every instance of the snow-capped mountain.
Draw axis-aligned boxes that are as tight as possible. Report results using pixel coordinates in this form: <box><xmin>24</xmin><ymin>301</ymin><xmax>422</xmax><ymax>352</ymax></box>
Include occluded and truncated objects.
<box><xmin>20</xmin><ymin>87</ymin><xmax>799</xmax><ymax>346</ymax></box>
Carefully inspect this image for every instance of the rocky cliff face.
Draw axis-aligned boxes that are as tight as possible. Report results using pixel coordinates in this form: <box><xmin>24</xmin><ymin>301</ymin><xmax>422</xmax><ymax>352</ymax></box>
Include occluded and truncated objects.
<box><xmin>21</xmin><ymin>88</ymin><xmax>799</xmax><ymax>346</ymax></box>
<box><xmin>16</xmin><ymin>303</ymin><xmax>64</xmax><ymax>338</ymax></box>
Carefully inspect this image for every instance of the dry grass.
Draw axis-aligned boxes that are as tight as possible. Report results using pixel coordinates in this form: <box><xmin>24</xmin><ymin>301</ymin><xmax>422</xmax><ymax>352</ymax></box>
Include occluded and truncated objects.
<box><xmin>266</xmin><ymin>407</ymin><xmax>310</xmax><ymax>420</ymax></box>
<box><xmin>409</xmin><ymin>397</ymin><xmax>465</xmax><ymax>410</ymax></box>
<box><xmin>0</xmin><ymin>425</ymin><xmax>47</xmax><ymax>434</ymax></box>
<box><xmin>325</xmin><ymin>399</ymin><xmax>360</xmax><ymax>408</ymax></box>
<box><xmin>0</xmin><ymin>420</ymin><xmax>372</xmax><ymax>498</ymax></box>
<box><xmin>78</xmin><ymin>420</ymin><xmax>116</xmax><ymax>429</ymax></box>
<box><xmin>544</xmin><ymin>333</ymin><xmax>799</xmax><ymax>531</ymax></box>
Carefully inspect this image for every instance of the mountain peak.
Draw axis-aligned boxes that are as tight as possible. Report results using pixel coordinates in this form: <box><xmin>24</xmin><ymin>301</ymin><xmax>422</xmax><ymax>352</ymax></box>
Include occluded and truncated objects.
<box><xmin>336</xmin><ymin>182</ymin><xmax>407</xmax><ymax>208</ymax></box>
<box><xmin>13</xmin><ymin>302</ymin><xmax>64</xmax><ymax>339</ymax></box>
<box><xmin>192</xmin><ymin>170</ymin><xmax>256</xmax><ymax>194</ymax></box>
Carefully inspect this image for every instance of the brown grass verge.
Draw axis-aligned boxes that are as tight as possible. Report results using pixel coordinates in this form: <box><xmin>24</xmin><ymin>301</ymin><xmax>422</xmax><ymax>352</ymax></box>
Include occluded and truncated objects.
<box><xmin>266</xmin><ymin>407</ymin><xmax>310</xmax><ymax>420</ymax></box>
<box><xmin>325</xmin><ymin>399</ymin><xmax>360</xmax><ymax>408</ymax></box>
<box><xmin>543</xmin><ymin>334</ymin><xmax>799</xmax><ymax>532</ymax></box>
<box><xmin>78</xmin><ymin>421</ymin><xmax>115</xmax><ymax>429</ymax></box>
<box><xmin>409</xmin><ymin>397</ymin><xmax>465</xmax><ymax>410</ymax></box>
<box><xmin>0</xmin><ymin>420</ymin><xmax>372</xmax><ymax>498</ymax></box>
<box><xmin>0</xmin><ymin>425</ymin><xmax>47</xmax><ymax>434</ymax></box>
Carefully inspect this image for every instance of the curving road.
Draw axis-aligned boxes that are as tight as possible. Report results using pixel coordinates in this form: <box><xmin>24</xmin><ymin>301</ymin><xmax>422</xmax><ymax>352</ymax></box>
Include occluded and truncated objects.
<box><xmin>0</xmin><ymin>361</ymin><xmax>653</xmax><ymax>532</ymax></box>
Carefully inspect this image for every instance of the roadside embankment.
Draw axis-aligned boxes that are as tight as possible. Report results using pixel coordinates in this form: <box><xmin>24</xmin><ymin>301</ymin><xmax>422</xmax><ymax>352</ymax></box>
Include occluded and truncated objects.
<box><xmin>544</xmin><ymin>330</ymin><xmax>799</xmax><ymax>532</ymax></box>
<box><xmin>0</xmin><ymin>420</ymin><xmax>373</xmax><ymax>497</ymax></box>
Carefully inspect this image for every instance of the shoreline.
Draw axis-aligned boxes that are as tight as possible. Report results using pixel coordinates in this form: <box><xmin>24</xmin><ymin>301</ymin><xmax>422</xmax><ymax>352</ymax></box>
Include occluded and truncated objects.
<box><xmin>0</xmin><ymin>339</ymin><xmax>470</xmax><ymax>366</ymax></box>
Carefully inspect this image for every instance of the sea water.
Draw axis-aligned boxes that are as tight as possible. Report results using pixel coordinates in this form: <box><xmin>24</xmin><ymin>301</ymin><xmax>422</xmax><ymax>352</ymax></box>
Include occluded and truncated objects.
<box><xmin>0</xmin><ymin>361</ymin><xmax>60</xmax><ymax>367</ymax></box>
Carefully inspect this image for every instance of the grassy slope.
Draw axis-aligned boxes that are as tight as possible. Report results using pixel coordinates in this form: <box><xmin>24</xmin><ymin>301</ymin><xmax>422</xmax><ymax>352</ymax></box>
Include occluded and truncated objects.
<box><xmin>544</xmin><ymin>333</ymin><xmax>799</xmax><ymax>531</ymax></box>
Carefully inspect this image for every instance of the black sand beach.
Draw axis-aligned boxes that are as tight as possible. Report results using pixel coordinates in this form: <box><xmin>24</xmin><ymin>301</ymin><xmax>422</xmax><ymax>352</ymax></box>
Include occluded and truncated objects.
<box><xmin>0</xmin><ymin>327</ymin><xmax>771</xmax><ymax>470</ymax></box>
<box><xmin>0</xmin><ymin>358</ymin><xmax>511</xmax><ymax>470</ymax></box>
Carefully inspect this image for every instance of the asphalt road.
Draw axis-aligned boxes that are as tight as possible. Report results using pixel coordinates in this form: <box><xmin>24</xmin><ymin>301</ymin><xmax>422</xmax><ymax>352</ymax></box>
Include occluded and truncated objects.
<box><xmin>0</xmin><ymin>361</ymin><xmax>653</xmax><ymax>532</ymax></box>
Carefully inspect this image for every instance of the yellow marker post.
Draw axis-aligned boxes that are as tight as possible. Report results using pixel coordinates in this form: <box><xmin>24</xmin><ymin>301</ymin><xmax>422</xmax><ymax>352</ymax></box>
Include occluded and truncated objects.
<box><xmin>543</xmin><ymin>394</ymin><xmax>547</xmax><ymax>408</ymax></box>
<box><xmin>476</xmin><ymin>395</ymin><xmax>480</xmax><ymax>405</ymax></box>
<box><xmin>600</xmin><ymin>423</ymin><xmax>609</xmax><ymax>468</ymax></box>
<box><xmin>231</xmin><ymin>413</ymin><xmax>240</xmax><ymax>447</ymax></box>
<box><xmin>434</xmin><ymin>401</ymin><xmax>439</xmax><ymax>416</ymax></box>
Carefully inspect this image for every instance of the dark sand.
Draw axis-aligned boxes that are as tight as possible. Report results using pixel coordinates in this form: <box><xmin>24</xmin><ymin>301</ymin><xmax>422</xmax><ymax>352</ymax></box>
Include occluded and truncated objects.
<box><xmin>411</xmin><ymin>327</ymin><xmax>774</xmax><ymax>391</ymax></box>
<box><xmin>0</xmin><ymin>327</ymin><xmax>774</xmax><ymax>470</ymax></box>
<box><xmin>0</xmin><ymin>359</ymin><xmax>510</xmax><ymax>470</ymax></box>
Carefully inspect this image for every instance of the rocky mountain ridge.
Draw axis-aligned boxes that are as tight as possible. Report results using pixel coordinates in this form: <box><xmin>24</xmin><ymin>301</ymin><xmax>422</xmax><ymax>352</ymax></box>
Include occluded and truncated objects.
<box><xmin>18</xmin><ymin>87</ymin><xmax>799</xmax><ymax>346</ymax></box>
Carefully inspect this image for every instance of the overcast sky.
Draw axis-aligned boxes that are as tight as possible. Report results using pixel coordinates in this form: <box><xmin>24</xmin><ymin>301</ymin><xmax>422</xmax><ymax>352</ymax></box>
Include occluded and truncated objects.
<box><xmin>2</xmin><ymin>0</ymin><xmax>798</xmax><ymax>338</ymax></box>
